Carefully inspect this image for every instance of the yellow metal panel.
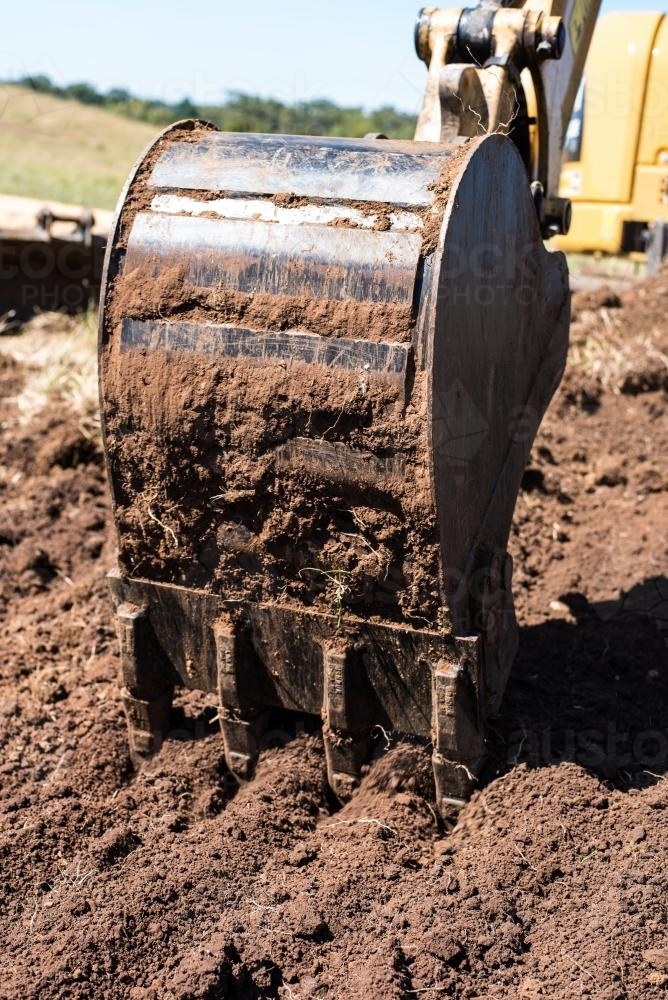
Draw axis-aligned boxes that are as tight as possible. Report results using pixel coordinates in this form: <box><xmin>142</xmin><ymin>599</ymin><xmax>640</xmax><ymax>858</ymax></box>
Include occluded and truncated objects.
<box><xmin>555</xmin><ymin>168</ymin><xmax>668</xmax><ymax>253</ymax></box>
<box><xmin>567</xmin><ymin>12</ymin><xmax>663</xmax><ymax>204</ymax></box>
<box><xmin>637</xmin><ymin>15</ymin><xmax>668</xmax><ymax>165</ymax></box>
<box><xmin>554</xmin><ymin>202</ymin><xmax>627</xmax><ymax>254</ymax></box>
<box><xmin>632</xmin><ymin>165</ymin><xmax>668</xmax><ymax>221</ymax></box>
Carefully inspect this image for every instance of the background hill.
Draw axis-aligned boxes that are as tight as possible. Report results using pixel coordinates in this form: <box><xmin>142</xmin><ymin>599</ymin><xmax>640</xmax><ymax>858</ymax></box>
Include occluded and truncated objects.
<box><xmin>0</xmin><ymin>80</ymin><xmax>416</xmax><ymax>210</ymax></box>
<box><xmin>0</xmin><ymin>85</ymin><xmax>157</xmax><ymax>209</ymax></box>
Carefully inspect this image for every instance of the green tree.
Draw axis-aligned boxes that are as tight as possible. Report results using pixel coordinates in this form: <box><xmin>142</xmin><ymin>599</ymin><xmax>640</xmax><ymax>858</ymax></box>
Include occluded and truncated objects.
<box><xmin>7</xmin><ymin>73</ymin><xmax>417</xmax><ymax>140</ymax></box>
<box><xmin>66</xmin><ymin>82</ymin><xmax>104</xmax><ymax>106</ymax></box>
<box><xmin>19</xmin><ymin>73</ymin><xmax>59</xmax><ymax>94</ymax></box>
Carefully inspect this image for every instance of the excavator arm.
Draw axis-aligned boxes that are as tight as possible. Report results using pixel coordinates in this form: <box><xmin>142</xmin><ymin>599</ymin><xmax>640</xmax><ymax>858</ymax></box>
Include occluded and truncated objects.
<box><xmin>415</xmin><ymin>0</ymin><xmax>601</xmax><ymax>235</ymax></box>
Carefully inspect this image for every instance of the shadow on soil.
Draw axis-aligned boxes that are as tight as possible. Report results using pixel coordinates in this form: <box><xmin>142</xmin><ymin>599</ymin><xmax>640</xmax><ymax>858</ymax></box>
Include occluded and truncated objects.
<box><xmin>487</xmin><ymin>576</ymin><xmax>668</xmax><ymax>790</ymax></box>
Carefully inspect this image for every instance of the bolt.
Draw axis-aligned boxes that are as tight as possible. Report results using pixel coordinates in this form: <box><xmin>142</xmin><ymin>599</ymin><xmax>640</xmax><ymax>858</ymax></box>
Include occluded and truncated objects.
<box><xmin>536</xmin><ymin>16</ymin><xmax>565</xmax><ymax>60</ymax></box>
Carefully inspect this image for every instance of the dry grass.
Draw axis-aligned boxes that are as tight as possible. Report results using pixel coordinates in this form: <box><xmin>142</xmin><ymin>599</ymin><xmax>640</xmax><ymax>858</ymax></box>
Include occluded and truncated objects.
<box><xmin>566</xmin><ymin>253</ymin><xmax>647</xmax><ymax>283</ymax></box>
<box><xmin>0</xmin><ymin>310</ymin><xmax>100</xmax><ymax>433</ymax></box>
<box><xmin>569</xmin><ymin>327</ymin><xmax>668</xmax><ymax>394</ymax></box>
<box><xmin>568</xmin><ymin>290</ymin><xmax>668</xmax><ymax>395</ymax></box>
<box><xmin>0</xmin><ymin>85</ymin><xmax>156</xmax><ymax>209</ymax></box>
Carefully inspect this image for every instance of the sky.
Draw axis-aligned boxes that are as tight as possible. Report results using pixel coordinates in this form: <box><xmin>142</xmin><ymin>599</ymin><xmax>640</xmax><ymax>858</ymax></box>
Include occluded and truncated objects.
<box><xmin>0</xmin><ymin>0</ymin><xmax>665</xmax><ymax>114</ymax></box>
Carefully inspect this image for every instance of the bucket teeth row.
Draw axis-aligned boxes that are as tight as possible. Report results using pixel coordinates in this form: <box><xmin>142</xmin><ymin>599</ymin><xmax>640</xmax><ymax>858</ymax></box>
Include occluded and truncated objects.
<box><xmin>115</xmin><ymin>597</ymin><xmax>484</xmax><ymax>802</ymax></box>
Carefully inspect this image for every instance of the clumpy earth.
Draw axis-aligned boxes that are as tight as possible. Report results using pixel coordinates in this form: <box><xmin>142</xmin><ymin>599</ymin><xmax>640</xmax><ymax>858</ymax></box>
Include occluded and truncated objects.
<box><xmin>0</xmin><ymin>271</ymin><xmax>666</xmax><ymax>999</ymax></box>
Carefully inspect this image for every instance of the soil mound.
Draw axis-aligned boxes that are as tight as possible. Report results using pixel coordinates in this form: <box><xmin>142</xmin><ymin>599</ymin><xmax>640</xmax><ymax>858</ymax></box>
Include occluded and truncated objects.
<box><xmin>0</xmin><ymin>267</ymin><xmax>666</xmax><ymax>998</ymax></box>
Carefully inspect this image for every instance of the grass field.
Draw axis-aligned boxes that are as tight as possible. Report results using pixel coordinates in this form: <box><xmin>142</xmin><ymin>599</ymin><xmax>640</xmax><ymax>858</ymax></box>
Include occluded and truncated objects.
<box><xmin>0</xmin><ymin>85</ymin><xmax>157</xmax><ymax>209</ymax></box>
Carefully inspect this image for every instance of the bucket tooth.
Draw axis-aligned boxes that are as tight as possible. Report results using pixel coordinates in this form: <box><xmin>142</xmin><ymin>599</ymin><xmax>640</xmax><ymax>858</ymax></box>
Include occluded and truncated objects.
<box><xmin>116</xmin><ymin>602</ymin><xmax>174</xmax><ymax>760</ymax></box>
<box><xmin>121</xmin><ymin>688</ymin><xmax>173</xmax><ymax>759</ymax></box>
<box><xmin>323</xmin><ymin>729</ymin><xmax>373</xmax><ymax>803</ymax></box>
<box><xmin>431</xmin><ymin>639</ymin><xmax>486</xmax><ymax>810</ymax></box>
<box><xmin>218</xmin><ymin>713</ymin><xmax>268</xmax><ymax>782</ymax></box>
<box><xmin>214</xmin><ymin>617</ymin><xmax>268</xmax><ymax>781</ymax></box>
<box><xmin>322</xmin><ymin>644</ymin><xmax>372</xmax><ymax>801</ymax></box>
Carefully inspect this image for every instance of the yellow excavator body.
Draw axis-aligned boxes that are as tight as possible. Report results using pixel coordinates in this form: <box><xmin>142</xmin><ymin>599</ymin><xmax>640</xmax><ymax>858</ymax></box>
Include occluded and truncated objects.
<box><xmin>556</xmin><ymin>11</ymin><xmax>668</xmax><ymax>256</ymax></box>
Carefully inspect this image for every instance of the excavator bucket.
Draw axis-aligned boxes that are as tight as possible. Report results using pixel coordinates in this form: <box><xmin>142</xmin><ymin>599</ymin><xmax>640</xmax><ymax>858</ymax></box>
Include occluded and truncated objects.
<box><xmin>99</xmin><ymin>120</ymin><xmax>569</xmax><ymax>813</ymax></box>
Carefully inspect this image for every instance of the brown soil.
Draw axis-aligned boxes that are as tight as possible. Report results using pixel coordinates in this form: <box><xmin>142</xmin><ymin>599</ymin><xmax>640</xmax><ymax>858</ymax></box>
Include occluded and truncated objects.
<box><xmin>0</xmin><ymin>270</ymin><xmax>667</xmax><ymax>999</ymax></box>
<box><xmin>110</xmin><ymin>274</ymin><xmax>417</xmax><ymax>344</ymax></box>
